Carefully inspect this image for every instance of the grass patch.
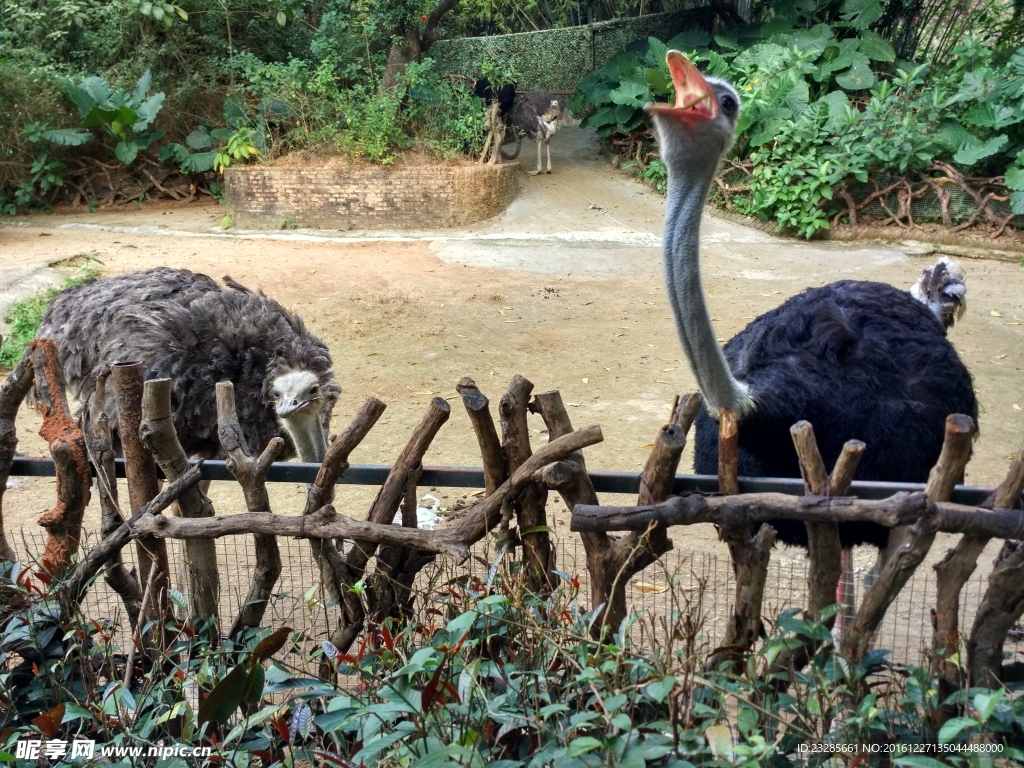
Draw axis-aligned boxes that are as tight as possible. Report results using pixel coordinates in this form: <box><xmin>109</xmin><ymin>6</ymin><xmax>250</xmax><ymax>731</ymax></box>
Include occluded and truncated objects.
<box><xmin>0</xmin><ymin>260</ymin><xmax>100</xmax><ymax>370</ymax></box>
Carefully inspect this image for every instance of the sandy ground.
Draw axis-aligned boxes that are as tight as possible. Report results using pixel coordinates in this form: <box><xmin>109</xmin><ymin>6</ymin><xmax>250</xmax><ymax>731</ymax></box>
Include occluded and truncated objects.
<box><xmin>2</xmin><ymin>126</ymin><xmax>1023</xmax><ymax>585</ymax></box>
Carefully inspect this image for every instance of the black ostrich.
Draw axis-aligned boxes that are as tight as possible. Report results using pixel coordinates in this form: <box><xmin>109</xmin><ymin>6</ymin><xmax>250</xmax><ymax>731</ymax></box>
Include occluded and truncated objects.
<box><xmin>36</xmin><ymin>267</ymin><xmax>341</xmax><ymax>463</ymax></box>
<box><xmin>474</xmin><ymin>78</ymin><xmax>517</xmax><ymax>117</ymax></box>
<box><xmin>508</xmin><ymin>91</ymin><xmax>564</xmax><ymax>175</ymax></box>
<box><xmin>647</xmin><ymin>51</ymin><xmax>977</xmax><ymax>549</ymax></box>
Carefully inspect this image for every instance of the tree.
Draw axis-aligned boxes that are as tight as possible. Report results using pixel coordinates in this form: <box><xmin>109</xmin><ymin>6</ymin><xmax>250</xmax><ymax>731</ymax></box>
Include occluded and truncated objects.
<box><xmin>379</xmin><ymin>0</ymin><xmax>461</xmax><ymax>91</ymax></box>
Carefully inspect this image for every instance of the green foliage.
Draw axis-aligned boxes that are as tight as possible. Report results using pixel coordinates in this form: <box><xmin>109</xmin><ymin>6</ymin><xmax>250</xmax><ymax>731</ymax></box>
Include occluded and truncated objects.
<box><xmin>0</xmin><ymin>261</ymin><xmax>99</xmax><ymax>369</ymax></box>
<box><xmin>160</xmin><ymin>93</ymin><xmax>292</xmax><ymax>174</ymax></box>
<box><xmin>575</xmin><ymin>9</ymin><xmax>1024</xmax><ymax>238</ymax></box>
<box><xmin>62</xmin><ymin>68</ymin><xmax>166</xmax><ymax>164</ymax></box>
<box><xmin>4</xmin><ymin>556</ymin><xmax>1024</xmax><ymax>764</ymax></box>
<box><xmin>404</xmin><ymin>58</ymin><xmax>489</xmax><ymax>158</ymax></box>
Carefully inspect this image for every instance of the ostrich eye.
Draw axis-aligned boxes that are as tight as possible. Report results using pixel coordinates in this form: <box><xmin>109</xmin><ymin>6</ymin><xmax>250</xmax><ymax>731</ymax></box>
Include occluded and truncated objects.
<box><xmin>309</xmin><ymin>385</ymin><xmax>319</xmax><ymax>396</ymax></box>
<box><xmin>720</xmin><ymin>94</ymin><xmax>738</xmax><ymax>116</ymax></box>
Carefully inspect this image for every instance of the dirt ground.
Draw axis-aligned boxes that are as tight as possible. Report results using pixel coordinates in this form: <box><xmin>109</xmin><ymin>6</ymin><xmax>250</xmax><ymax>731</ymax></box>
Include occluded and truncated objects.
<box><xmin>2</xmin><ymin>126</ymin><xmax>1024</xmax><ymax>587</ymax></box>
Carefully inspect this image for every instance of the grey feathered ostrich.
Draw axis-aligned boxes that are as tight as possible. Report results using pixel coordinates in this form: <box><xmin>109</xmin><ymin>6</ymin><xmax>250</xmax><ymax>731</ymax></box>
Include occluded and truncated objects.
<box><xmin>647</xmin><ymin>51</ymin><xmax>977</xmax><ymax>550</ymax></box>
<box><xmin>36</xmin><ymin>267</ymin><xmax>341</xmax><ymax>463</ymax></box>
<box><xmin>509</xmin><ymin>91</ymin><xmax>564</xmax><ymax>175</ymax></box>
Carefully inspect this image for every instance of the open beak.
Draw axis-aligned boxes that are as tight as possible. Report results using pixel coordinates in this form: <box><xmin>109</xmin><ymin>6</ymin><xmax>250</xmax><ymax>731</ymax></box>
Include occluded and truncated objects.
<box><xmin>646</xmin><ymin>50</ymin><xmax>718</xmax><ymax>124</ymax></box>
<box><xmin>276</xmin><ymin>399</ymin><xmax>311</xmax><ymax>418</ymax></box>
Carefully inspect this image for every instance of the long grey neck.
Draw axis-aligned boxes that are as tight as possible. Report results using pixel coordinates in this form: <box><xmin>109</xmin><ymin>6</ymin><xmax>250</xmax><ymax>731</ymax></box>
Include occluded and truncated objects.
<box><xmin>282</xmin><ymin>412</ymin><xmax>328</xmax><ymax>463</ymax></box>
<box><xmin>664</xmin><ymin>165</ymin><xmax>752</xmax><ymax>417</ymax></box>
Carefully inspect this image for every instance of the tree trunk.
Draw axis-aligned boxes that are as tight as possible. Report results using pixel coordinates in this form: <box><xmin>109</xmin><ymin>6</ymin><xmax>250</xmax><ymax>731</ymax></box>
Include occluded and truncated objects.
<box><xmin>380</xmin><ymin>0</ymin><xmax>461</xmax><ymax>91</ymax></box>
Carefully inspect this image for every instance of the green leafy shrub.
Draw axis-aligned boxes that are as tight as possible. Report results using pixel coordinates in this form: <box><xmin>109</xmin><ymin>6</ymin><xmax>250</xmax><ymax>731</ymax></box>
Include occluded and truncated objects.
<box><xmin>62</xmin><ymin>68</ymin><xmax>166</xmax><ymax>165</ymax></box>
<box><xmin>404</xmin><ymin>58</ymin><xmax>488</xmax><ymax>158</ymax></box>
<box><xmin>5</xmin><ymin>555</ymin><xmax>1024</xmax><ymax>764</ymax></box>
<box><xmin>574</xmin><ymin>7</ymin><xmax>1024</xmax><ymax>237</ymax></box>
<box><xmin>0</xmin><ymin>261</ymin><xmax>99</xmax><ymax>369</ymax></box>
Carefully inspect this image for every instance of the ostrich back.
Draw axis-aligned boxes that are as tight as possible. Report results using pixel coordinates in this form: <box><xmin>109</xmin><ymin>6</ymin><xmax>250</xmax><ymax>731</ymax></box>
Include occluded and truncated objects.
<box><xmin>692</xmin><ymin>280</ymin><xmax>976</xmax><ymax>548</ymax></box>
<box><xmin>508</xmin><ymin>91</ymin><xmax>563</xmax><ymax>141</ymax></box>
<box><xmin>37</xmin><ymin>267</ymin><xmax>340</xmax><ymax>459</ymax></box>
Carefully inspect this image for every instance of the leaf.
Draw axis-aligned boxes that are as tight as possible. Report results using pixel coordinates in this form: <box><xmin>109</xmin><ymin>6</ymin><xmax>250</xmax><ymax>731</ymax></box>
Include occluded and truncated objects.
<box><xmin>421</xmin><ymin>662</ymin><xmax>447</xmax><ymax>711</ymax></box>
<box><xmin>242</xmin><ymin>663</ymin><xmax>266</xmax><ymax>707</ymax></box>
<box><xmin>973</xmin><ymin>688</ymin><xmax>1003</xmax><ymax>721</ymax></box>
<box><xmin>644</xmin><ymin>675</ymin><xmax>676</xmax><ymax>703</ymax></box>
<box><xmin>858</xmin><ymin>30</ymin><xmax>895</xmax><ymax>61</ymax></box>
<box><xmin>115</xmin><ymin>141</ymin><xmax>138</xmax><ymax>165</ymax></box>
<box><xmin>41</xmin><ymin>128</ymin><xmax>93</xmax><ymax>146</ymax></box>
<box><xmin>62</xmin><ymin>703</ymin><xmax>93</xmax><ymax>722</ymax></box>
<box><xmin>253</xmin><ymin>626</ymin><xmax>292</xmax><ymax>661</ymax></box>
<box><xmin>65</xmin><ymin>76</ymin><xmax>114</xmax><ymax>117</ymax></box>
<box><xmin>1005</xmin><ymin>164</ymin><xmax>1024</xmax><ymax>191</ymax></box>
<box><xmin>224</xmin><ymin>93</ymin><xmax>250</xmax><ymax>129</ymax></box>
<box><xmin>840</xmin><ymin>0</ymin><xmax>885</xmax><ymax>29</ymax></box>
<box><xmin>609</xmin><ymin>80</ymin><xmax>651</xmax><ymax>107</ymax></box>
<box><xmin>32</xmin><ymin>703</ymin><xmax>65</xmax><ymax>737</ymax></box>
<box><xmin>566</xmin><ymin>736</ymin><xmax>603</xmax><ymax>758</ymax></box>
<box><xmin>131</xmin><ymin>69</ymin><xmax>152</xmax><ymax>107</ymax></box>
<box><xmin>705</xmin><ymin>723</ymin><xmax>733</xmax><ymax>759</ymax></box>
<box><xmin>186</xmin><ymin>126</ymin><xmax>213</xmax><ymax>149</ymax></box>
<box><xmin>199</xmin><ymin>664</ymin><xmax>248</xmax><ymax>725</ymax></box>
<box><xmin>291</xmin><ymin>703</ymin><xmax>314</xmax><ymax>738</ymax></box>
<box><xmin>835</xmin><ymin>56</ymin><xmax>875</xmax><ymax>90</ymax></box>
<box><xmin>938</xmin><ymin>716</ymin><xmax>977</xmax><ymax>743</ymax></box>
<box><xmin>1011</xmin><ymin>190</ymin><xmax>1024</xmax><ymax>215</ymax></box>
<box><xmin>954</xmin><ymin>134</ymin><xmax>1009</xmax><ymax>166</ymax></box>
<box><xmin>666</xmin><ymin>28</ymin><xmax>711</xmax><ymax>50</ymax></box>
<box><xmin>133</xmin><ymin>92</ymin><xmax>165</xmax><ymax>131</ymax></box>
<box><xmin>632</xmin><ymin>582</ymin><xmax>668</xmax><ymax>594</ymax></box>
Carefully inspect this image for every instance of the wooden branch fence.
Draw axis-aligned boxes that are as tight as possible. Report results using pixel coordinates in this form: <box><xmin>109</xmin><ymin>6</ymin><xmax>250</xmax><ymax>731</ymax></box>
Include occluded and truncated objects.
<box><xmin>2</xmin><ymin>342</ymin><xmax>1024</xmax><ymax>719</ymax></box>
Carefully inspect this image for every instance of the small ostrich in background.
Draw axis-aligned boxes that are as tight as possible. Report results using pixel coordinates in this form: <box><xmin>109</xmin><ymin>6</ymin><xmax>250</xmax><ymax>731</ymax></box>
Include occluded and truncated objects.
<box><xmin>509</xmin><ymin>91</ymin><xmax>564</xmax><ymax>175</ymax></box>
<box><xmin>36</xmin><ymin>267</ymin><xmax>341</xmax><ymax>464</ymax></box>
<box><xmin>474</xmin><ymin>78</ymin><xmax>516</xmax><ymax>117</ymax></box>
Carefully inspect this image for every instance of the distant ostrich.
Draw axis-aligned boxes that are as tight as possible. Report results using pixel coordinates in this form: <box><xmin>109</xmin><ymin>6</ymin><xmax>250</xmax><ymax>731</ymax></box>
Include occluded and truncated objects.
<box><xmin>474</xmin><ymin>78</ymin><xmax>516</xmax><ymax>117</ymax></box>
<box><xmin>508</xmin><ymin>91</ymin><xmax>564</xmax><ymax>175</ymax></box>
<box><xmin>647</xmin><ymin>51</ymin><xmax>977</xmax><ymax>549</ymax></box>
<box><xmin>36</xmin><ymin>267</ymin><xmax>341</xmax><ymax>464</ymax></box>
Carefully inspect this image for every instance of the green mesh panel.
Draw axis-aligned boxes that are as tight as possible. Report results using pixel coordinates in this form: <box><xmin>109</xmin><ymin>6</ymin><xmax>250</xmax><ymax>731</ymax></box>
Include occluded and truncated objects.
<box><xmin>430</xmin><ymin>9</ymin><xmax>709</xmax><ymax>93</ymax></box>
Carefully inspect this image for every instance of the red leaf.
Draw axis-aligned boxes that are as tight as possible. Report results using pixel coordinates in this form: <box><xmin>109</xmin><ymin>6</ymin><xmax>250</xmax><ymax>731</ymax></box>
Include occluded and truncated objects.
<box><xmin>253</xmin><ymin>627</ymin><xmax>292</xmax><ymax>662</ymax></box>
<box><xmin>421</xmin><ymin>663</ymin><xmax>446</xmax><ymax>711</ymax></box>
<box><xmin>380</xmin><ymin>624</ymin><xmax>394</xmax><ymax>651</ymax></box>
<box><xmin>443</xmin><ymin>681</ymin><xmax>461</xmax><ymax>704</ymax></box>
<box><xmin>272</xmin><ymin>716</ymin><xmax>290</xmax><ymax>742</ymax></box>
<box><xmin>32</xmin><ymin>703</ymin><xmax>65</xmax><ymax>738</ymax></box>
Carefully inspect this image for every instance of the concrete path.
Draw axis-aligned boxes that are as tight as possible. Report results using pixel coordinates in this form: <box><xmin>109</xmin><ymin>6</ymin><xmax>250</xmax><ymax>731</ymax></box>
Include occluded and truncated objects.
<box><xmin>1</xmin><ymin>125</ymin><xmax>920</xmax><ymax>322</ymax></box>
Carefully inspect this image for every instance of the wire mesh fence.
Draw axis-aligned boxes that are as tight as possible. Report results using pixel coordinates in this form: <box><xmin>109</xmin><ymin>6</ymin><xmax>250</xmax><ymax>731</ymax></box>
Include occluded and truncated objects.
<box><xmin>15</xmin><ymin>528</ymin><xmax>1024</xmax><ymax>670</ymax></box>
<box><xmin>430</xmin><ymin>9</ymin><xmax>708</xmax><ymax>92</ymax></box>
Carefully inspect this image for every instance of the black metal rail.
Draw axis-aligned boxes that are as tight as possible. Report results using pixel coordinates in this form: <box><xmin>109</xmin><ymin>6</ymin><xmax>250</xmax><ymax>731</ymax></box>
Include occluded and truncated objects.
<box><xmin>8</xmin><ymin>457</ymin><xmax>1000</xmax><ymax>506</ymax></box>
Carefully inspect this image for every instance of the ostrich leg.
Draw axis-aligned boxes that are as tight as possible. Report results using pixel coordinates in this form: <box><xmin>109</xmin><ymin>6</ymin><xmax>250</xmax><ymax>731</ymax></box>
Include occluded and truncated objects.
<box><xmin>545</xmin><ymin>138</ymin><xmax>552</xmax><ymax>173</ymax></box>
<box><xmin>529</xmin><ymin>138</ymin><xmax>542</xmax><ymax>175</ymax></box>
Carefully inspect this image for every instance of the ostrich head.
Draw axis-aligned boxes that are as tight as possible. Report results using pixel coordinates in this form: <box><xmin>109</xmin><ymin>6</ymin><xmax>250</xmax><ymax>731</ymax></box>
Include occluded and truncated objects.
<box><xmin>646</xmin><ymin>51</ymin><xmax>753</xmax><ymax>419</ymax></box>
<box><xmin>268</xmin><ymin>368</ymin><xmax>330</xmax><ymax>463</ymax></box>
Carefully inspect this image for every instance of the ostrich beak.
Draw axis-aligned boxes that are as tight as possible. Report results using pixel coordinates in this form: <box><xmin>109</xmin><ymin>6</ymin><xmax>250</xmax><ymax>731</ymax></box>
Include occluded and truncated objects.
<box><xmin>276</xmin><ymin>398</ymin><xmax>311</xmax><ymax>418</ymax></box>
<box><xmin>646</xmin><ymin>50</ymin><xmax>718</xmax><ymax>124</ymax></box>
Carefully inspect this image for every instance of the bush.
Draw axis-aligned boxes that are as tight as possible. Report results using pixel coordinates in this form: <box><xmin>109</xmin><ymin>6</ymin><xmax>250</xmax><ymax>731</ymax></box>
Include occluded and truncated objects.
<box><xmin>6</xmin><ymin>553</ymin><xmax>1024</xmax><ymax>766</ymax></box>
<box><xmin>573</xmin><ymin>3</ymin><xmax>1024</xmax><ymax>238</ymax></box>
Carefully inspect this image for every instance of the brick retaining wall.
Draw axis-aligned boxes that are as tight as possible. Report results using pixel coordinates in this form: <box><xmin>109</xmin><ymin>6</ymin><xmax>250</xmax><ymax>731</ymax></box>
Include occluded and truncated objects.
<box><xmin>224</xmin><ymin>161</ymin><xmax>520</xmax><ymax>230</ymax></box>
